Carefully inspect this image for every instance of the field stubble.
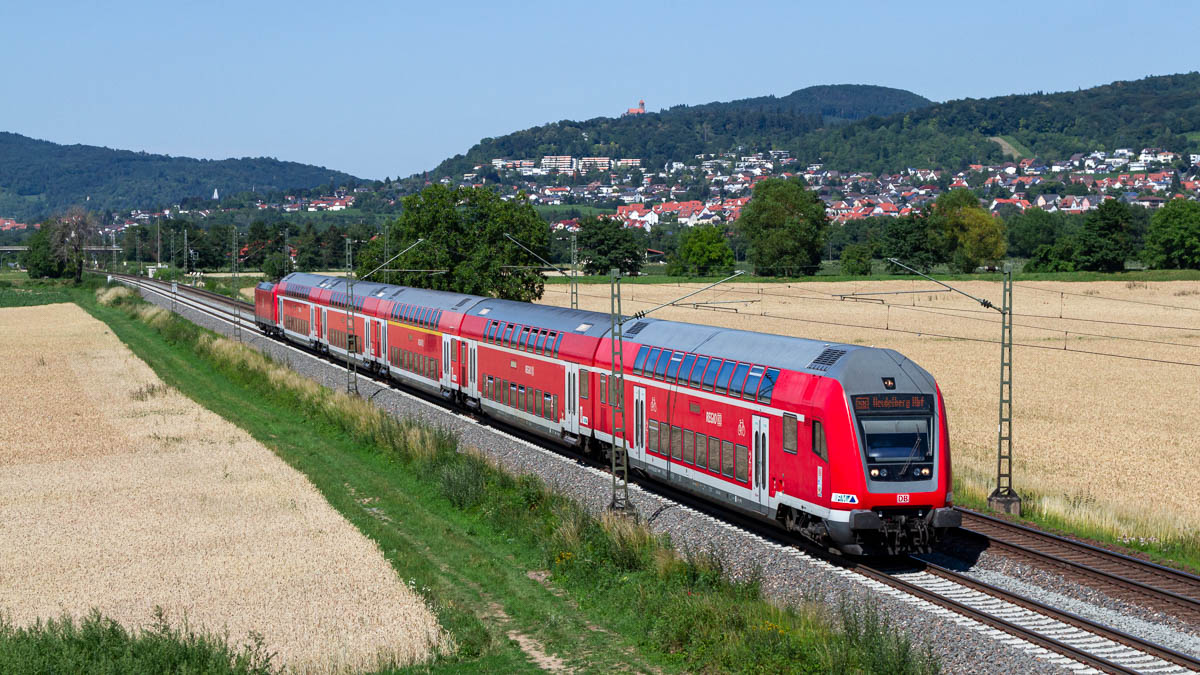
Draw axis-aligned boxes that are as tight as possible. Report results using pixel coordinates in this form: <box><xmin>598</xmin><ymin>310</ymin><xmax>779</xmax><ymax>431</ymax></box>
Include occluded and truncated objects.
<box><xmin>540</xmin><ymin>278</ymin><xmax>1200</xmax><ymax>544</ymax></box>
<box><xmin>0</xmin><ymin>302</ymin><xmax>447</xmax><ymax>672</ymax></box>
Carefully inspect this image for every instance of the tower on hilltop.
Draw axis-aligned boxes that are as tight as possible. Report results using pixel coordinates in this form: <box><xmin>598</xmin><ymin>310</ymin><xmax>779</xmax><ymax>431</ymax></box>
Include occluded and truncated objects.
<box><xmin>624</xmin><ymin>99</ymin><xmax>646</xmax><ymax>116</ymax></box>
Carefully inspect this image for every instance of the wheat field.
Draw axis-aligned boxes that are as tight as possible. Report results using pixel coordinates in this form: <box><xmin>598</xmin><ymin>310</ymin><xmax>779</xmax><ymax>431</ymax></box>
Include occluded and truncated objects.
<box><xmin>0</xmin><ymin>303</ymin><xmax>446</xmax><ymax>672</ymax></box>
<box><xmin>540</xmin><ymin>278</ymin><xmax>1200</xmax><ymax>542</ymax></box>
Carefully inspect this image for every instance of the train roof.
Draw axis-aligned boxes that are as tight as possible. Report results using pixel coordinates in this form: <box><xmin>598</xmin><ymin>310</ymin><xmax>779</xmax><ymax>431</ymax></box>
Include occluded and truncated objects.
<box><xmin>610</xmin><ymin>316</ymin><xmax>936</xmax><ymax>394</ymax></box>
<box><xmin>464</xmin><ymin>297</ymin><xmax>614</xmax><ymax>338</ymax></box>
<box><xmin>280</xmin><ymin>273</ymin><xmax>485</xmax><ymax>312</ymax></box>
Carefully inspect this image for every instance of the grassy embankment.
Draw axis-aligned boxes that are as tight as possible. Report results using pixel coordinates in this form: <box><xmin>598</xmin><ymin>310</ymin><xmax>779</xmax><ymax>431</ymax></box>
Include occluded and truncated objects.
<box><xmin>0</xmin><ymin>277</ymin><xmax>940</xmax><ymax>673</ymax></box>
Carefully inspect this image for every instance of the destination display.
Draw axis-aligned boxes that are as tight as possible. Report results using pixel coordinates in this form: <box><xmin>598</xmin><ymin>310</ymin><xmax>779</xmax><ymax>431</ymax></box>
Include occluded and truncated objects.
<box><xmin>853</xmin><ymin>394</ymin><xmax>931</xmax><ymax>413</ymax></box>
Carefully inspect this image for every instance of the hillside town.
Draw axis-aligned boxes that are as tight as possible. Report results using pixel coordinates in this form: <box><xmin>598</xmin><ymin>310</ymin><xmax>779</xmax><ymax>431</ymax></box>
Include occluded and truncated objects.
<box><xmin>472</xmin><ymin>146</ymin><xmax>1200</xmax><ymax>232</ymax></box>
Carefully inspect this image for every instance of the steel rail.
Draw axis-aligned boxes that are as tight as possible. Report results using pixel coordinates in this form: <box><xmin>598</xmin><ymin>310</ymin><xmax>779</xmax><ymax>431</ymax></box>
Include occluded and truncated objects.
<box><xmin>958</xmin><ymin>507</ymin><xmax>1200</xmax><ymax>623</ymax></box>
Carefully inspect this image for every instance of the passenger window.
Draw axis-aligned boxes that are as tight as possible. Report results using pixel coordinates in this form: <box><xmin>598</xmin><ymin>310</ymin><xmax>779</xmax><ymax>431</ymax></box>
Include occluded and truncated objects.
<box><xmin>644</xmin><ymin>348</ymin><xmax>661</xmax><ymax>378</ymax></box>
<box><xmin>715</xmin><ymin>361</ymin><xmax>737</xmax><ymax>394</ymax></box>
<box><xmin>502</xmin><ymin>324</ymin><xmax>515</xmax><ymax>344</ymax></box>
<box><xmin>742</xmin><ymin>366</ymin><xmax>765</xmax><ymax>400</ymax></box>
<box><xmin>551</xmin><ymin>394</ymin><xmax>559</xmax><ymax>420</ymax></box>
<box><xmin>736</xmin><ymin>444</ymin><xmax>748</xmax><ymax>482</ymax></box>
<box><xmin>683</xmin><ymin>429</ymin><xmax>695</xmax><ymax>464</ymax></box>
<box><xmin>633</xmin><ymin>346</ymin><xmax>649</xmax><ymax>374</ymax></box>
<box><xmin>729</xmin><ymin>363</ymin><xmax>751</xmax><ymax>396</ymax></box>
<box><xmin>783</xmin><ymin>414</ymin><xmax>798</xmax><ymax>454</ymax></box>
<box><xmin>721</xmin><ymin>440</ymin><xmax>735</xmax><ymax>477</ymax></box>
<box><xmin>600</xmin><ymin>374</ymin><xmax>607</xmax><ymax>404</ymax></box>
<box><xmin>689</xmin><ymin>356</ymin><xmax>709</xmax><ymax>388</ymax></box>
<box><xmin>757</xmin><ymin>368</ymin><xmax>779</xmax><ymax>404</ymax></box>
<box><xmin>535</xmin><ymin>390</ymin><xmax>543</xmax><ymax>416</ymax></box>
<box><xmin>579</xmin><ymin>370</ymin><xmax>589</xmax><ymax>399</ymax></box>
<box><xmin>696</xmin><ymin>434</ymin><xmax>708</xmax><ymax>468</ymax></box>
<box><xmin>654</xmin><ymin>350</ymin><xmax>672</xmax><ymax>379</ymax></box>
<box><xmin>665</xmin><ymin>352</ymin><xmax>684</xmax><ymax>381</ymax></box>
<box><xmin>813</xmin><ymin>420</ymin><xmax>828</xmax><ymax>461</ymax></box>
<box><xmin>671</xmin><ymin>425</ymin><xmax>682</xmax><ymax>460</ymax></box>
<box><xmin>702</xmin><ymin>359</ymin><xmax>721</xmax><ymax>391</ymax></box>
<box><xmin>679</xmin><ymin>354</ymin><xmax>697</xmax><ymax>385</ymax></box>
<box><xmin>519</xmin><ymin>327</ymin><xmax>531</xmax><ymax>349</ymax></box>
<box><xmin>536</xmin><ymin>330</ymin><xmax>548</xmax><ymax>353</ymax></box>
<box><xmin>648</xmin><ymin>420</ymin><xmax>659</xmax><ymax>453</ymax></box>
<box><xmin>552</xmin><ymin>332</ymin><xmax>563</xmax><ymax>355</ymax></box>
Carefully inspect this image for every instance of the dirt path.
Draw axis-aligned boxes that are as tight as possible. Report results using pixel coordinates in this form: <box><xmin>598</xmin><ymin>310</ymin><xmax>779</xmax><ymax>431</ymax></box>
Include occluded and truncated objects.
<box><xmin>989</xmin><ymin>135</ymin><xmax>1023</xmax><ymax>158</ymax></box>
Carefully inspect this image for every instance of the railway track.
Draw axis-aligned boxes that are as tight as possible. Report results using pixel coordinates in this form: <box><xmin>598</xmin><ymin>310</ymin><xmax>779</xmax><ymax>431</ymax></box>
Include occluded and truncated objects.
<box><xmin>959</xmin><ymin>508</ymin><xmax>1200</xmax><ymax>626</ymax></box>
<box><xmin>109</xmin><ymin>272</ymin><xmax>1200</xmax><ymax>674</ymax></box>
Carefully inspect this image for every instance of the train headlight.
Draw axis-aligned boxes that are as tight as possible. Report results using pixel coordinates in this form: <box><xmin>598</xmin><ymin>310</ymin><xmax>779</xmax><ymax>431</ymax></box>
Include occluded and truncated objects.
<box><xmin>870</xmin><ymin>469</ymin><xmax>879</xmax><ymax>478</ymax></box>
<box><xmin>920</xmin><ymin>467</ymin><xmax>931</xmax><ymax>477</ymax></box>
<box><xmin>879</xmin><ymin>468</ymin><xmax>889</xmax><ymax>478</ymax></box>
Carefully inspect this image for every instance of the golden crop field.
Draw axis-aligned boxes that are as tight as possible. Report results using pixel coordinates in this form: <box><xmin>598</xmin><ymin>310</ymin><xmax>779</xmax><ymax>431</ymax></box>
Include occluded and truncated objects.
<box><xmin>0</xmin><ymin>303</ymin><xmax>446</xmax><ymax>672</ymax></box>
<box><xmin>540</xmin><ymin>279</ymin><xmax>1200</xmax><ymax>542</ymax></box>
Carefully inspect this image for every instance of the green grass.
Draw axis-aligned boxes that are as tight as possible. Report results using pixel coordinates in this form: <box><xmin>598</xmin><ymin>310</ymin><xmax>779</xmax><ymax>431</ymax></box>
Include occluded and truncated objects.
<box><xmin>56</xmin><ymin>285</ymin><xmax>940</xmax><ymax>674</ymax></box>
<box><xmin>0</xmin><ymin>276</ymin><xmax>77</xmax><ymax>306</ymax></box>
<box><xmin>534</xmin><ymin>204</ymin><xmax>610</xmax><ymax>221</ymax></box>
<box><xmin>1184</xmin><ymin>131</ymin><xmax>1200</xmax><ymax>143</ymax></box>
<box><xmin>996</xmin><ymin>135</ymin><xmax>1034</xmax><ymax>158</ymax></box>
<box><xmin>0</xmin><ymin>610</ymin><xmax>273</xmax><ymax>675</ymax></box>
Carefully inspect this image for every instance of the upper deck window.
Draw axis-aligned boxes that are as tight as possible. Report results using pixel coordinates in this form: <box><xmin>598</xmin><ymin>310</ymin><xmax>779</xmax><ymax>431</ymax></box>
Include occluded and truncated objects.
<box><xmin>757</xmin><ymin>368</ymin><xmax>779</xmax><ymax>404</ymax></box>
<box><xmin>715</xmin><ymin>361</ymin><xmax>737</xmax><ymax>394</ymax></box>
<box><xmin>665</xmin><ymin>352</ymin><xmax>684</xmax><ymax>381</ymax></box>
<box><xmin>654</xmin><ymin>350</ymin><xmax>672</xmax><ymax>379</ymax></box>
<box><xmin>633</xmin><ymin>346</ymin><xmax>650</xmax><ymax>374</ymax></box>
<box><xmin>689</xmin><ymin>356</ymin><xmax>709</xmax><ymax>388</ymax></box>
<box><xmin>701</xmin><ymin>359</ymin><xmax>721</xmax><ymax>391</ymax></box>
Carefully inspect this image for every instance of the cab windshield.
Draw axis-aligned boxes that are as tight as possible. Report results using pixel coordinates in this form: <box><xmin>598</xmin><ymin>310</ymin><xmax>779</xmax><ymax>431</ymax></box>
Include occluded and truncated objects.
<box><xmin>861</xmin><ymin>418</ymin><xmax>933</xmax><ymax>482</ymax></box>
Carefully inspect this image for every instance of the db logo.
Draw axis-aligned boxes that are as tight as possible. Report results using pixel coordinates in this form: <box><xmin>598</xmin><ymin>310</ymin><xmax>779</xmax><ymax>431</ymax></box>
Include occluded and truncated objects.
<box><xmin>650</xmin><ymin>399</ymin><xmax>658</xmax><ymax>413</ymax></box>
<box><xmin>737</xmin><ymin>419</ymin><xmax>746</xmax><ymax>437</ymax></box>
<box><xmin>896</xmin><ymin>494</ymin><xmax>910</xmax><ymax>504</ymax></box>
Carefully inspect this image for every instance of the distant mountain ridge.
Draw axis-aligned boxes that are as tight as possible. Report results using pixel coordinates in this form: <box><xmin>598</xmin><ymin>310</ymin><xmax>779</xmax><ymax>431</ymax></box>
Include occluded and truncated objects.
<box><xmin>426</xmin><ymin>84</ymin><xmax>932</xmax><ymax>179</ymax></box>
<box><xmin>425</xmin><ymin>74</ymin><xmax>1200</xmax><ymax>181</ymax></box>
<box><xmin>790</xmin><ymin>72</ymin><xmax>1200</xmax><ymax>174</ymax></box>
<box><xmin>0</xmin><ymin>132</ymin><xmax>358</xmax><ymax>222</ymax></box>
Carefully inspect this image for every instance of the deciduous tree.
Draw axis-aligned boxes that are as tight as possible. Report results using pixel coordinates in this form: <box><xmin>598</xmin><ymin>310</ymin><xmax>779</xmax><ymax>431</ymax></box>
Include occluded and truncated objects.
<box><xmin>1075</xmin><ymin>198</ymin><xmax>1133</xmax><ymax>272</ymax></box>
<box><xmin>668</xmin><ymin>225</ymin><xmax>734</xmax><ymax>276</ymax></box>
<box><xmin>356</xmin><ymin>185</ymin><xmax>548</xmax><ymax>301</ymax></box>
<box><xmin>578</xmin><ymin>216</ymin><xmax>644</xmax><ymax>277</ymax></box>
<box><xmin>50</xmin><ymin>206</ymin><xmax>100</xmax><ymax>282</ymax></box>
<box><xmin>735</xmin><ymin>177</ymin><xmax>829</xmax><ymax>276</ymax></box>
<box><xmin>1144</xmin><ymin>199</ymin><xmax>1200</xmax><ymax>269</ymax></box>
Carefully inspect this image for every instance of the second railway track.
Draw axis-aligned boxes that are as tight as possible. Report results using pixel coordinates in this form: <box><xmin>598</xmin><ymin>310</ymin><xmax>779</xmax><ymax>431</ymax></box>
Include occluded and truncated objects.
<box><xmin>111</xmin><ymin>272</ymin><xmax>1200</xmax><ymax>674</ymax></box>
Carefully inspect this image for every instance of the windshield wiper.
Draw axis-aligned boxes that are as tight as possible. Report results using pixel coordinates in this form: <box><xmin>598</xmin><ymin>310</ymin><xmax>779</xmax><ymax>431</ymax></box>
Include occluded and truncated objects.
<box><xmin>898</xmin><ymin>436</ymin><xmax>923</xmax><ymax>477</ymax></box>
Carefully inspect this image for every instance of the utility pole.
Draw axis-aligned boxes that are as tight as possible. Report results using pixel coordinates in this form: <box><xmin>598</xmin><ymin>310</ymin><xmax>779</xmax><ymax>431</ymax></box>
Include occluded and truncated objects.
<box><xmin>570</xmin><ymin>232</ymin><xmax>579</xmax><ymax>310</ymax></box>
<box><xmin>183</xmin><ymin>229</ymin><xmax>188</xmax><ymax>276</ymax></box>
<box><xmin>232</xmin><ymin>228</ymin><xmax>241</xmax><ymax>343</ymax></box>
<box><xmin>346</xmin><ymin>238</ymin><xmax>358</xmax><ymax>395</ymax></box>
<box><xmin>156</xmin><ymin>223</ymin><xmax>161</xmax><ymax>268</ymax></box>
<box><xmin>282</xmin><ymin>225</ymin><xmax>289</xmax><ymax>276</ymax></box>
<box><xmin>886</xmin><ymin>259</ymin><xmax>1019</xmax><ymax>515</ymax></box>
<box><xmin>989</xmin><ymin>265</ymin><xmax>1020</xmax><ymax>515</ymax></box>
<box><xmin>608</xmin><ymin>269</ymin><xmax>632</xmax><ymax>514</ymax></box>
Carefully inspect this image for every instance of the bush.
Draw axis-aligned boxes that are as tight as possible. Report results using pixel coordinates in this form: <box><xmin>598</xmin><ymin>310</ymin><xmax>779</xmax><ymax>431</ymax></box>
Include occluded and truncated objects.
<box><xmin>840</xmin><ymin>243</ymin><xmax>874</xmax><ymax>276</ymax></box>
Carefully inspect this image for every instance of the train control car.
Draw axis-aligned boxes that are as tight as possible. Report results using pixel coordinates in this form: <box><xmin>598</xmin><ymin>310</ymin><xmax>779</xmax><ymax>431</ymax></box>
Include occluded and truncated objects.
<box><xmin>257</xmin><ymin>272</ymin><xmax>959</xmax><ymax>555</ymax></box>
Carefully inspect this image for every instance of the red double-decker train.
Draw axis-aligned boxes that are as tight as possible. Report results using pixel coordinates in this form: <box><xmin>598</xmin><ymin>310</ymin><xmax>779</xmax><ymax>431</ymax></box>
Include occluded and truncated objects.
<box><xmin>256</xmin><ymin>273</ymin><xmax>959</xmax><ymax>555</ymax></box>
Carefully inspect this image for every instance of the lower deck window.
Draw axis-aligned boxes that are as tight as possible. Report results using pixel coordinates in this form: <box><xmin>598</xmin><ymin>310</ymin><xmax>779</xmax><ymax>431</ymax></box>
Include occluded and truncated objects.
<box><xmin>721</xmin><ymin>440</ymin><xmax>734</xmax><ymax>477</ymax></box>
<box><xmin>648</xmin><ymin>420</ymin><xmax>659</xmax><ymax>453</ymax></box>
<box><xmin>696</xmin><ymin>434</ymin><xmax>708</xmax><ymax>468</ymax></box>
<box><xmin>683</xmin><ymin>429</ymin><xmax>695</xmax><ymax>464</ymax></box>
<box><xmin>708</xmin><ymin>437</ymin><xmax>720</xmax><ymax>472</ymax></box>
<box><xmin>670</xmin><ymin>426</ymin><xmax>682</xmax><ymax>460</ymax></box>
<box><xmin>735</xmin><ymin>443</ymin><xmax>748</xmax><ymax>482</ymax></box>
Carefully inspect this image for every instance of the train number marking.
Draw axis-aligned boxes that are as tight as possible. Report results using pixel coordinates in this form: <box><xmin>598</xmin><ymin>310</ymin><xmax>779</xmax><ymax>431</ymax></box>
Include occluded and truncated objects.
<box><xmin>524</xmin><ymin>365</ymin><xmax>534</xmax><ymax>375</ymax></box>
<box><xmin>705</xmin><ymin>411</ymin><xmax>722</xmax><ymax>426</ymax></box>
<box><xmin>896</xmin><ymin>494</ymin><xmax>910</xmax><ymax>504</ymax></box>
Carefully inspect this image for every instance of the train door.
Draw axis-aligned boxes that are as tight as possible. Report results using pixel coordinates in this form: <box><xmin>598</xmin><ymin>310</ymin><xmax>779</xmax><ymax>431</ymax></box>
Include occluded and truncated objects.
<box><xmin>753</xmin><ymin>415</ymin><xmax>769</xmax><ymax>504</ymax></box>
<box><xmin>315</xmin><ymin>306</ymin><xmax>323</xmax><ymax>339</ymax></box>
<box><xmin>440</xmin><ymin>337</ymin><xmax>452</xmax><ymax>389</ymax></box>
<box><xmin>563</xmin><ymin>363</ymin><xmax>579</xmax><ymax>433</ymax></box>
<box><xmin>308</xmin><ymin>305</ymin><xmax>314</xmax><ymax>338</ymax></box>
<box><xmin>277</xmin><ymin>298</ymin><xmax>284</xmax><ymax>329</ymax></box>
<box><xmin>372</xmin><ymin>320</ymin><xmax>382</xmax><ymax>359</ymax></box>
<box><xmin>633</xmin><ymin>386</ymin><xmax>646</xmax><ymax>461</ymax></box>
<box><xmin>466</xmin><ymin>340</ymin><xmax>477</xmax><ymax>398</ymax></box>
<box><xmin>458</xmin><ymin>341</ymin><xmax>469</xmax><ymax>393</ymax></box>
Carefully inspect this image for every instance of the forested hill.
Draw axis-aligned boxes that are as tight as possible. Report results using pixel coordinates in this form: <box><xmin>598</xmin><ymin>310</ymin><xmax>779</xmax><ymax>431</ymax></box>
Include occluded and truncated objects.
<box><xmin>792</xmin><ymin>72</ymin><xmax>1200</xmax><ymax>174</ymax></box>
<box><xmin>427</xmin><ymin>84</ymin><xmax>931</xmax><ymax>178</ymax></box>
<box><xmin>0</xmin><ymin>132</ymin><xmax>357</xmax><ymax>221</ymax></box>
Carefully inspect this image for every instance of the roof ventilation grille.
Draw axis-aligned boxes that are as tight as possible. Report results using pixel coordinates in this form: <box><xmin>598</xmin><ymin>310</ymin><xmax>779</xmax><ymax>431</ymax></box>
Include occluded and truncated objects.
<box><xmin>624</xmin><ymin>321</ymin><xmax>648</xmax><ymax>336</ymax></box>
<box><xmin>453</xmin><ymin>298</ymin><xmax>471</xmax><ymax>308</ymax></box>
<box><xmin>808</xmin><ymin>348</ymin><xmax>847</xmax><ymax>371</ymax></box>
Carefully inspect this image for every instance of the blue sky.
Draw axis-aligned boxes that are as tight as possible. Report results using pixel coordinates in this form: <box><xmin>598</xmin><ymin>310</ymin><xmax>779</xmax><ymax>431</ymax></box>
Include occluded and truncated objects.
<box><xmin>3</xmin><ymin>1</ymin><xmax>1197</xmax><ymax>179</ymax></box>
